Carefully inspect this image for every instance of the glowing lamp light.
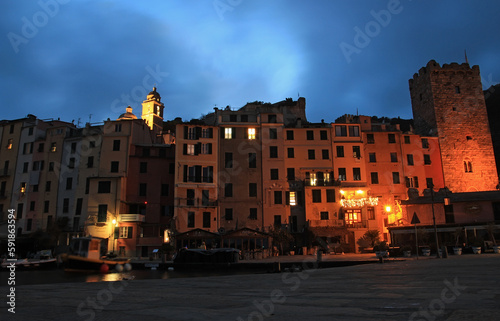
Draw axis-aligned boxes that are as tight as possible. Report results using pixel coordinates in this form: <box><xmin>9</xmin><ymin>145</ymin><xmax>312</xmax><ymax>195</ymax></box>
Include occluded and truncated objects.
<box><xmin>112</xmin><ymin>219</ymin><xmax>117</xmax><ymax>225</ymax></box>
<box><xmin>356</xmin><ymin>190</ymin><xmax>364</xmax><ymax>195</ymax></box>
<box><xmin>385</xmin><ymin>206</ymin><xmax>392</xmax><ymax>213</ymax></box>
<box><xmin>340</xmin><ymin>190</ymin><xmax>345</xmax><ymax>195</ymax></box>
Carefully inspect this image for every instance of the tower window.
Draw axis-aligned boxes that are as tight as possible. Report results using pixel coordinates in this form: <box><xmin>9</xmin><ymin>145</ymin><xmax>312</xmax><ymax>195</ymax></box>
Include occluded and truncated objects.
<box><xmin>466</xmin><ymin>136</ymin><xmax>473</xmax><ymax>141</ymax></box>
<box><xmin>455</xmin><ymin>86</ymin><xmax>461</xmax><ymax>94</ymax></box>
<box><xmin>464</xmin><ymin>161</ymin><xmax>473</xmax><ymax>173</ymax></box>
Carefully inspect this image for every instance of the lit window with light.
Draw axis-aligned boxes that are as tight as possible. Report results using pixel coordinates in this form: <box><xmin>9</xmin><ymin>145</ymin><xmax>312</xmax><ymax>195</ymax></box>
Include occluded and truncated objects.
<box><xmin>289</xmin><ymin>192</ymin><xmax>296</xmax><ymax>206</ymax></box>
<box><xmin>248</xmin><ymin>128</ymin><xmax>256</xmax><ymax>140</ymax></box>
<box><xmin>310</xmin><ymin>173</ymin><xmax>317</xmax><ymax>186</ymax></box>
<box><xmin>225</xmin><ymin>128</ymin><xmax>233</xmax><ymax>139</ymax></box>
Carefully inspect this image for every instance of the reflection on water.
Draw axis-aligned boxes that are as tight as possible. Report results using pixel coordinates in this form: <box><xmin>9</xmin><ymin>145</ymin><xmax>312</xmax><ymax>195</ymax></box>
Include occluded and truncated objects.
<box><xmin>1</xmin><ymin>268</ymin><xmax>256</xmax><ymax>286</ymax></box>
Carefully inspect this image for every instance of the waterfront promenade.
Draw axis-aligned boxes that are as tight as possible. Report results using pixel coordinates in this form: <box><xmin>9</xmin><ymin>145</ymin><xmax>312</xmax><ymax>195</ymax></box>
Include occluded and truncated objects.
<box><xmin>2</xmin><ymin>254</ymin><xmax>500</xmax><ymax>320</ymax></box>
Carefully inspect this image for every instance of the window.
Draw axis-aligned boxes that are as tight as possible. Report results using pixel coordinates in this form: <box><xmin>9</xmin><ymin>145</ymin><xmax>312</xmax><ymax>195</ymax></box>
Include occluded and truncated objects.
<box><xmin>338</xmin><ymin>168</ymin><xmax>346</xmax><ymax>181</ymax></box>
<box><xmin>225</xmin><ymin>152</ymin><xmax>233</xmax><ymax>168</ymax></box>
<box><xmin>288</xmin><ymin>192</ymin><xmax>297</xmax><ymax>206</ymax></box>
<box><xmin>23</xmin><ymin>162</ymin><xmax>29</xmax><ymax>173</ymax></box>
<box><xmin>388</xmin><ymin>134</ymin><xmax>396</xmax><ymax>143</ymax></box>
<box><xmin>405</xmin><ymin>176</ymin><xmax>419</xmax><ymax>188</ymax></box>
<box><xmin>66</xmin><ymin>177</ymin><xmax>73</xmax><ymax>190</ymax></box>
<box><xmin>20</xmin><ymin>182</ymin><xmax>26</xmax><ymax>193</ymax></box>
<box><xmin>70</xmin><ymin>142</ymin><xmax>77</xmax><ymax>153</ymax></box>
<box><xmin>50</xmin><ymin>142</ymin><xmax>57</xmax><ymax>152</ymax></box>
<box><xmin>286</xmin><ymin>130</ymin><xmax>294</xmax><ymax>140</ymax></box>
<box><xmin>68</xmin><ymin>157</ymin><xmax>75</xmax><ymax>169</ymax></box>
<box><xmin>320</xmin><ymin>212</ymin><xmax>329</xmax><ymax>220</ymax></box>
<box><xmin>464</xmin><ymin>161</ymin><xmax>473</xmax><ymax>173</ymax></box>
<box><xmin>248</xmin><ymin>153</ymin><xmax>256</xmax><ymax>168</ymax></box>
<box><xmin>202</xmin><ymin>166</ymin><xmax>214</xmax><ymax>183</ymax></box>
<box><xmin>368</xmin><ymin>207</ymin><xmax>375</xmax><ymax>220</ymax></box>
<box><xmin>247</xmin><ymin>128</ymin><xmax>256</xmax><ymax>140</ymax></box>
<box><xmin>28</xmin><ymin>127</ymin><xmax>34</xmax><ymax>135</ymax></box>
<box><xmin>225</xmin><ymin>183</ymin><xmax>233</xmax><ymax>197</ymax></box>
<box><xmin>335</xmin><ymin>125</ymin><xmax>347</xmax><ymax>137</ymax></box>
<box><xmin>312</xmin><ymin>190</ymin><xmax>322</xmax><ymax>203</ymax></box>
<box><xmin>240</xmin><ymin>115</ymin><xmax>248</xmax><ymax>122</ymax></box>
<box><xmin>63</xmin><ymin>198</ymin><xmax>69</xmax><ymax>213</ymax></box>
<box><xmin>23</xmin><ymin>142</ymin><xmax>33</xmax><ymax>154</ymax></box>
<box><xmin>392</xmin><ymin>172</ymin><xmax>400</xmax><ymax>184</ymax></box>
<box><xmin>202</xmin><ymin>128</ymin><xmax>213</xmax><ymax>138</ymax></box>
<box><xmin>320</xmin><ymin>130</ymin><xmax>327</xmax><ymax>140</ymax></box>
<box><xmin>187</xmin><ymin>189</ymin><xmax>195</xmax><ymax>206</ymax></box>
<box><xmin>27</xmin><ymin>219</ymin><xmax>32</xmax><ymax>231</ymax></box>
<box><xmin>353</xmin><ymin>168</ymin><xmax>361</xmax><ymax>181</ymax></box>
<box><xmin>345</xmin><ymin>209</ymin><xmax>361</xmax><ymax>226</ymax></box>
<box><xmin>30</xmin><ymin>201</ymin><xmax>35</xmax><ymax>211</ymax></box>
<box><xmin>139</xmin><ymin>183</ymin><xmax>147</xmax><ymax>196</ymax></box>
<box><xmin>422</xmin><ymin>138</ymin><xmax>429</xmax><ymax>149</ymax></box>
<box><xmin>369</xmin><ymin>153</ymin><xmax>376</xmax><ymax>162</ymax></box>
<box><xmin>287</xmin><ymin>148</ymin><xmax>294</xmax><ymax>158</ymax></box>
<box><xmin>37</xmin><ymin>143</ymin><xmax>44</xmax><ymax>152</ymax></box>
<box><xmin>119</xmin><ymin>226</ymin><xmax>133</xmax><ymax>239</ymax></box>
<box><xmin>269</xmin><ymin>128</ymin><xmax>277</xmax><ymax>139</ymax></box>
<box><xmin>44</xmin><ymin>201</ymin><xmax>50</xmax><ymax>213</ymax></box>
<box><xmin>367</xmin><ymin>134</ymin><xmax>374</xmax><ymax>144</ymax></box>
<box><xmin>445</xmin><ymin>205</ymin><xmax>455</xmax><ymax>224</ymax></box>
<box><xmin>322</xmin><ymin>149</ymin><xmax>329</xmax><ymax>160</ymax></box>
<box><xmin>308</xmin><ymin>149</ymin><xmax>315</xmax><ymax>160</ymax></box>
<box><xmin>249</xmin><ymin>183</ymin><xmax>257</xmax><ymax>197</ymax></box>
<box><xmin>110</xmin><ymin>161</ymin><xmax>119</xmax><ymax>173</ymax></box>
<box><xmin>390</xmin><ymin>152</ymin><xmax>398</xmax><ymax>163</ymax></box>
<box><xmin>353</xmin><ymin>146</ymin><xmax>361</xmax><ymax>158</ymax></box>
<box><xmin>89</xmin><ymin>141</ymin><xmax>96</xmax><ymax>148</ymax></box>
<box><xmin>326</xmin><ymin>190</ymin><xmax>335</xmax><ymax>203</ymax></box>
<box><xmin>249</xmin><ymin>208</ymin><xmax>258</xmax><ymax>220</ymax></box>
<box><xmin>224</xmin><ymin>128</ymin><xmax>233</xmax><ymax>139</ymax></box>
<box><xmin>455</xmin><ymin>86</ymin><xmax>461</xmax><ymax>94</ymax></box>
<box><xmin>349</xmin><ymin>126</ymin><xmax>359</xmax><ymax>137</ymax></box>
<box><xmin>75</xmin><ymin>198</ymin><xmax>83</xmax><ymax>215</ymax></box>
<box><xmin>45</xmin><ymin>181</ymin><xmax>51</xmax><ymax>192</ymax></box>
<box><xmin>201</xmin><ymin>143</ymin><xmax>212</xmax><ymax>154</ymax></box>
<box><xmin>186</xmin><ymin>144</ymin><xmax>195</xmax><ymax>155</ymax></box>
<box><xmin>336</xmin><ymin>146</ymin><xmax>344</xmax><ymax>157</ymax></box>
<box><xmin>187</xmin><ymin>127</ymin><xmax>197</xmax><ymax>139</ymax></box>
<box><xmin>287</xmin><ymin>168</ymin><xmax>295</xmax><ymax>181</ymax></box>
<box><xmin>6</xmin><ymin>139</ymin><xmax>13</xmax><ymax>149</ymax></box>
<box><xmin>307</xmin><ymin>130</ymin><xmax>314</xmax><ymax>140</ymax></box>
<box><xmin>404</xmin><ymin>136</ymin><xmax>410</xmax><ymax>144</ymax></box>
<box><xmin>187</xmin><ymin>212</ymin><xmax>195</xmax><ymax>227</ymax></box>
<box><xmin>270</xmin><ymin>146</ymin><xmax>278</xmax><ymax>158</ymax></box>
<box><xmin>225</xmin><ymin>208</ymin><xmax>233</xmax><ymax>221</ymax></box>
<box><xmin>203</xmin><ymin>212</ymin><xmax>211</xmax><ymax>228</ymax></box>
<box><xmin>97</xmin><ymin>204</ymin><xmax>107</xmax><ymax>222</ymax></box>
<box><xmin>407</xmin><ymin>154</ymin><xmax>414</xmax><ymax>166</ymax></box>
<box><xmin>140</xmin><ymin>162</ymin><xmax>147</xmax><ymax>173</ymax></box>
<box><xmin>98</xmin><ymin>181</ymin><xmax>111</xmax><ymax>193</ymax></box>
<box><xmin>32</xmin><ymin>185</ymin><xmax>38</xmax><ymax>192</ymax></box>
<box><xmin>426</xmin><ymin>178</ymin><xmax>433</xmax><ymax>189</ymax></box>
<box><xmin>274</xmin><ymin>215</ymin><xmax>281</xmax><ymax>227</ymax></box>
<box><xmin>161</xmin><ymin>184</ymin><xmax>169</xmax><ymax>196</ymax></box>
<box><xmin>270</xmin><ymin>169</ymin><xmax>279</xmax><ymax>180</ymax></box>
<box><xmin>113</xmin><ymin>140</ymin><xmax>120</xmax><ymax>151</ymax></box>
<box><xmin>9</xmin><ymin>125</ymin><xmax>14</xmax><ymax>134</ymax></box>
<box><xmin>424</xmin><ymin>154</ymin><xmax>431</xmax><ymax>165</ymax></box>
<box><xmin>274</xmin><ymin>191</ymin><xmax>282</xmax><ymax>204</ymax></box>
<box><xmin>142</xmin><ymin>147</ymin><xmax>150</xmax><ymax>157</ymax></box>
<box><xmin>115</xmin><ymin>124</ymin><xmax>122</xmax><ymax>132</ymax></box>
<box><xmin>268</xmin><ymin>114</ymin><xmax>277</xmax><ymax>123</ymax></box>
<box><xmin>308</xmin><ymin>172</ymin><xmax>317</xmax><ymax>186</ymax></box>
<box><xmin>230</xmin><ymin>115</ymin><xmax>237</xmax><ymax>122</ymax></box>
<box><xmin>371</xmin><ymin>172</ymin><xmax>379</xmax><ymax>184</ymax></box>
<box><xmin>87</xmin><ymin>156</ymin><xmax>94</xmax><ymax>168</ymax></box>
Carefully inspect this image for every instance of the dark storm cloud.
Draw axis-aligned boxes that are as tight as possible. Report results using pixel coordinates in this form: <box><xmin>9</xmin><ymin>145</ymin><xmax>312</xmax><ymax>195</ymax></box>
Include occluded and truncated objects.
<box><xmin>1</xmin><ymin>0</ymin><xmax>499</xmax><ymax>124</ymax></box>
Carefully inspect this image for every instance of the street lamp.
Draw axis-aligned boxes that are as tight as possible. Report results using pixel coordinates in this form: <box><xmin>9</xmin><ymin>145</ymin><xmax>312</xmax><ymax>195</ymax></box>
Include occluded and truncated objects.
<box><xmin>111</xmin><ymin>219</ymin><xmax>118</xmax><ymax>253</ymax></box>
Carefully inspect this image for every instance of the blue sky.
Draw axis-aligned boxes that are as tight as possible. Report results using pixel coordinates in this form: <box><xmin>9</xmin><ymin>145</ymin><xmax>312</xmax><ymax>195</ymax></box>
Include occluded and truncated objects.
<box><xmin>2</xmin><ymin>0</ymin><xmax>500</xmax><ymax>125</ymax></box>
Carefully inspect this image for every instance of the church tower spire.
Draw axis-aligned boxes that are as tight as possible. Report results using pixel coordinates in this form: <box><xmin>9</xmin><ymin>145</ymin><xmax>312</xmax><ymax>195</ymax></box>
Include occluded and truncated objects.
<box><xmin>141</xmin><ymin>87</ymin><xmax>164</xmax><ymax>132</ymax></box>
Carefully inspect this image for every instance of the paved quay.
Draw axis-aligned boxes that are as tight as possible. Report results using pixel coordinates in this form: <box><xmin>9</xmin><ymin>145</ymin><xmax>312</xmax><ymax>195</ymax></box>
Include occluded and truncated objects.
<box><xmin>3</xmin><ymin>254</ymin><xmax>500</xmax><ymax>321</ymax></box>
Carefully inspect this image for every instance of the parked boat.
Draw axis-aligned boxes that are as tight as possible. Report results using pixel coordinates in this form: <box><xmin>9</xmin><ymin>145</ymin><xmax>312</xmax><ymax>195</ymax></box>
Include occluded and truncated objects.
<box><xmin>1</xmin><ymin>250</ymin><xmax>57</xmax><ymax>270</ymax></box>
<box><xmin>61</xmin><ymin>237</ymin><xmax>130</xmax><ymax>272</ymax></box>
<box><xmin>173</xmin><ymin>248</ymin><xmax>240</xmax><ymax>269</ymax></box>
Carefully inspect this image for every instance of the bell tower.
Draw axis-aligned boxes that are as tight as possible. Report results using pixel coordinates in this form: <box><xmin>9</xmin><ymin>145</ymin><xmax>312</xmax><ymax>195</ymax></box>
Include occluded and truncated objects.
<box><xmin>409</xmin><ymin>60</ymin><xmax>498</xmax><ymax>192</ymax></box>
<box><xmin>141</xmin><ymin>87</ymin><xmax>164</xmax><ymax>132</ymax></box>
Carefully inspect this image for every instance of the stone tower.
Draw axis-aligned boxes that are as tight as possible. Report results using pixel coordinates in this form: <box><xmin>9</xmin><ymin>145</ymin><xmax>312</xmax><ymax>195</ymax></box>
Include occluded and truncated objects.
<box><xmin>409</xmin><ymin>60</ymin><xmax>498</xmax><ymax>192</ymax></box>
<box><xmin>141</xmin><ymin>87</ymin><xmax>164</xmax><ymax>132</ymax></box>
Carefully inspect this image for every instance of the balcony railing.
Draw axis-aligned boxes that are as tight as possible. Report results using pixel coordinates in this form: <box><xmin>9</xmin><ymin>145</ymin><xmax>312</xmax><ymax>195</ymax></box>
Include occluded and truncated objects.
<box><xmin>119</xmin><ymin>214</ymin><xmax>146</xmax><ymax>222</ymax></box>
<box><xmin>175</xmin><ymin>197</ymin><xmax>218</xmax><ymax>207</ymax></box>
<box><xmin>304</xmin><ymin>179</ymin><xmax>340</xmax><ymax>187</ymax></box>
<box><xmin>0</xmin><ymin>169</ymin><xmax>12</xmax><ymax>177</ymax></box>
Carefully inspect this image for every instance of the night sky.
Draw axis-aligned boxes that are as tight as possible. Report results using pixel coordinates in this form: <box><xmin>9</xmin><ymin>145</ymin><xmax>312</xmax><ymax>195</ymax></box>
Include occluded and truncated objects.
<box><xmin>2</xmin><ymin>0</ymin><xmax>500</xmax><ymax>125</ymax></box>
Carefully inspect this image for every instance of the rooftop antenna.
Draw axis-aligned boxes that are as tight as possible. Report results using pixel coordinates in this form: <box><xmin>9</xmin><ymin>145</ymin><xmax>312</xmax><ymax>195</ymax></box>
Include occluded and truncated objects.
<box><xmin>89</xmin><ymin>114</ymin><xmax>92</xmax><ymax>123</ymax></box>
<box><xmin>464</xmin><ymin>49</ymin><xmax>469</xmax><ymax>64</ymax></box>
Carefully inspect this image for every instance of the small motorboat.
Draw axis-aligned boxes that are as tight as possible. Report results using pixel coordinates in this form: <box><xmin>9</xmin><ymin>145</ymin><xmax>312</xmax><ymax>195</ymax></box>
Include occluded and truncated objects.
<box><xmin>61</xmin><ymin>236</ymin><xmax>130</xmax><ymax>272</ymax></box>
<box><xmin>1</xmin><ymin>250</ymin><xmax>57</xmax><ymax>270</ymax></box>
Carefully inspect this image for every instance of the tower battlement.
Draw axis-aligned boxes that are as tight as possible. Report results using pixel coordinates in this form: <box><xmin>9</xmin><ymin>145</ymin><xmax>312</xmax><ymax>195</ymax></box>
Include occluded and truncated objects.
<box><xmin>409</xmin><ymin>60</ymin><xmax>481</xmax><ymax>88</ymax></box>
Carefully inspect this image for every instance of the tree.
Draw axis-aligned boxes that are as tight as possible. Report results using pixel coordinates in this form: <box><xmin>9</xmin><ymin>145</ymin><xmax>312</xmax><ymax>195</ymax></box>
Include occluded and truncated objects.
<box><xmin>268</xmin><ymin>225</ymin><xmax>294</xmax><ymax>255</ymax></box>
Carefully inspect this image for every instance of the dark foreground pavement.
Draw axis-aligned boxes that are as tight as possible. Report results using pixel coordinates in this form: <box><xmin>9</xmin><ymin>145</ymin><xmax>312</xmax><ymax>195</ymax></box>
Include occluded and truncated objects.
<box><xmin>2</xmin><ymin>254</ymin><xmax>499</xmax><ymax>321</ymax></box>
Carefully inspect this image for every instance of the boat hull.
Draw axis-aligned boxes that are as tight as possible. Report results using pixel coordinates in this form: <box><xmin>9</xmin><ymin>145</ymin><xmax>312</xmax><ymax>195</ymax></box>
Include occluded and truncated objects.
<box><xmin>61</xmin><ymin>254</ymin><xmax>130</xmax><ymax>272</ymax></box>
<box><xmin>1</xmin><ymin>258</ymin><xmax>57</xmax><ymax>270</ymax></box>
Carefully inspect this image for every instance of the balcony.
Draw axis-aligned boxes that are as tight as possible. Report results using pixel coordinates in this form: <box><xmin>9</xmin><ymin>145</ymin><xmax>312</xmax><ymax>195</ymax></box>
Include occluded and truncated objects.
<box><xmin>0</xmin><ymin>169</ymin><xmax>12</xmax><ymax>177</ymax></box>
<box><xmin>119</xmin><ymin>214</ymin><xmax>146</xmax><ymax>222</ymax></box>
<box><xmin>304</xmin><ymin>179</ymin><xmax>340</xmax><ymax>187</ymax></box>
<box><xmin>175</xmin><ymin>197</ymin><xmax>218</xmax><ymax>207</ymax></box>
